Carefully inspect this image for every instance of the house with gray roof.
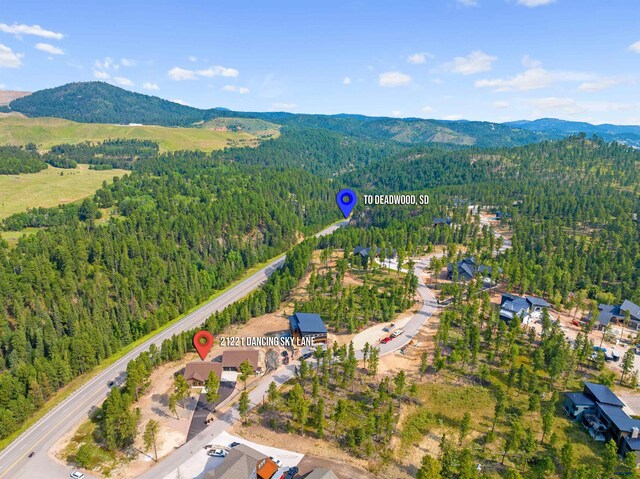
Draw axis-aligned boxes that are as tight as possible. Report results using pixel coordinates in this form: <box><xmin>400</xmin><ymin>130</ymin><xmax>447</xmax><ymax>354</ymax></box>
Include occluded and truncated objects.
<box><xmin>499</xmin><ymin>293</ymin><xmax>550</xmax><ymax>324</ymax></box>
<box><xmin>565</xmin><ymin>382</ymin><xmax>640</xmax><ymax>461</ymax></box>
<box><xmin>289</xmin><ymin>312</ymin><xmax>328</xmax><ymax>343</ymax></box>
<box><xmin>589</xmin><ymin>299</ymin><xmax>640</xmax><ymax>331</ymax></box>
<box><xmin>447</xmin><ymin>257</ymin><xmax>502</xmax><ymax>282</ymax></box>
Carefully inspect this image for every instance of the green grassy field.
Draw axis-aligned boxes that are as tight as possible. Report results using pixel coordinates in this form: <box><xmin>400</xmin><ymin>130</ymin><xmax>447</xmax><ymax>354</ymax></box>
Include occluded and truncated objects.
<box><xmin>0</xmin><ymin>164</ymin><xmax>128</xmax><ymax>219</ymax></box>
<box><xmin>0</xmin><ymin>114</ymin><xmax>268</xmax><ymax>152</ymax></box>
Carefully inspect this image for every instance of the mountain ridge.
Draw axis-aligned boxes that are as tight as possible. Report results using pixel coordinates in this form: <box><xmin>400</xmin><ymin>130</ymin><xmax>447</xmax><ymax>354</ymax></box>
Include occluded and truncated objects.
<box><xmin>6</xmin><ymin>82</ymin><xmax>640</xmax><ymax>147</ymax></box>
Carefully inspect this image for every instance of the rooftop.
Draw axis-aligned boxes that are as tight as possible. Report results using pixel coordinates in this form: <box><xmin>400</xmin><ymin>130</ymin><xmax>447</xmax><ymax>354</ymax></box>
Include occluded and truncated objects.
<box><xmin>564</xmin><ymin>392</ymin><xmax>595</xmax><ymax>407</ymax></box>
<box><xmin>204</xmin><ymin>444</ymin><xmax>266</xmax><ymax>479</ymax></box>
<box><xmin>597</xmin><ymin>403</ymin><xmax>640</xmax><ymax>433</ymax></box>
<box><xmin>621</xmin><ymin>300</ymin><xmax>640</xmax><ymax>320</ymax></box>
<box><xmin>183</xmin><ymin>362</ymin><xmax>223</xmax><ymax>383</ymax></box>
<box><xmin>290</xmin><ymin>312</ymin><xmax>327</xmax><ymax>334</ymax></box>
<box><xmin>221</xmin><ymin>349</ymin><xmax>260</xmax><ymax>370</ymax></box>
<box><xmin>584</xmin><ymin>382</ymin><xmax>625</xmax><ymax>408</ymax></box>
<box><xmin>305</xmin><ymin>468</ymin><xmax>339</xmax><ymax>479</ymax></box>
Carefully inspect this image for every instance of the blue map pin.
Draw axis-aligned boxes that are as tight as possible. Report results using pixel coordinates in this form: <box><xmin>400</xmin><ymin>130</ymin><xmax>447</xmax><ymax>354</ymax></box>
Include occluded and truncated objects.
<box><xmin>336</xmin><ymin>188</ymin><xmax>357</xmax><ymax>218</ymax></box>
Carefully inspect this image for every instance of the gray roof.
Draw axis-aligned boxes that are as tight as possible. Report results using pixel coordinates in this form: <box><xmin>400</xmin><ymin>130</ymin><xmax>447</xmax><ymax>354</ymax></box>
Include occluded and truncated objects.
<box><xmin>621</xmin><ymin>300</ymin><xmax>640</xmax><ymax>321</ymax></box>
<box><xmin>624</xmin><ymin>436</ymin><xmax>640</xmax><ymax>451</ymax></box>
<box><xmin>204</xmin><ymin>444</ymin><xmax>266</xmax><ymax>479</ymax></box>
<box><xmin>596</xmin><ymin>304</ymin><xmax>624</xmax><ymax>326</ymax></box>
<box><xmin>584</xmin><ymin>382</ymin><xmax>625</xmax><ymax>408</ymax></box>
<box><xmin>525</xmin><ymin>296</ymin><xmax>551</xmax><ymax>308</ymax></box>
<box><xmin>564</xmin><ymin>392</ymin><xmax>595</xmax><ymax>407</ymax></box>
<box><xmin>290</xmin><ymin>312</ymin><xmax>327</xmax><ymax>334</ymax></box>
<box><xmin>597</xmin><ymin>403</ymin><xmax>640</xmax><ymax>433</ymax></box>
<box><xmin>305</xmin><ymin>468</ymin><xmax>339</xmax><ymax>479</ymax></box>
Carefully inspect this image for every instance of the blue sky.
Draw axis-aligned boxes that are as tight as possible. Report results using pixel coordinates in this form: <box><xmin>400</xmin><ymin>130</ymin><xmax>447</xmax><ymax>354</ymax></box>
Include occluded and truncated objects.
<box><xmin>1</xmin><ymin>0</ymin><xmax>639</xmax><ymax>124</ymax></box>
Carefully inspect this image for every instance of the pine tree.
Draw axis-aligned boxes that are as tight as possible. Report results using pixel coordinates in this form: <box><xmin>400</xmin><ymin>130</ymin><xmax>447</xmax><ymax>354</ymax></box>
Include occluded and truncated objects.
<box><xmin>143</xmin><ymin>419</ymin><xmax>159</xmax><ymax>462</ymax></box>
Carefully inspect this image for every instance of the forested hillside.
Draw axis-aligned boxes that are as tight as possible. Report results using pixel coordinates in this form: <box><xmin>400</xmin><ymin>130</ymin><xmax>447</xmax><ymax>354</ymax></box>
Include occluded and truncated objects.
<box><xmin>0</xmin><ymin>138</ymin><xmax>343</xmax><ymax>438</ymax></box>
<box><xmin>345</xmin><ymin>136</ymin><xmax>640</xmax><ymax>304</ymax></box>
<box><xmin>9</xmin><ymin>82</ymin><xmax>555</xmax><ymax>148</ymax></box>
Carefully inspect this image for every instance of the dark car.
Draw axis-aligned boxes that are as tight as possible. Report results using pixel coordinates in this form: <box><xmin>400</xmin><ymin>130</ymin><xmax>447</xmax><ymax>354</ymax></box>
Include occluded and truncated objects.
<box><xmin>229</xmin><ymin>441</ymin><xmax>241</xmax><ymax>448</ymax></box>
<box><xmin>28</xmin><ymin>451</ymin><xmax>34</xmax><ymax>458</ymax></box>
<box><xmin>286</xmin><ymin>466</ymin><xmax>299</xmax><ymax>478</ymax></box>
<box><xmin>281</xmin><ymin>350</ymin><xmax>289</xmax><ymax>357</ymax></box>
<box><xmin>301</xmin><ymin>352</ymin><xmax>313</xmax><ymax>360</ymax></box>
<box><xmin>107</xmin><ymin>380</ymin><xmax>115</xmax><ymax>387</ymax></box>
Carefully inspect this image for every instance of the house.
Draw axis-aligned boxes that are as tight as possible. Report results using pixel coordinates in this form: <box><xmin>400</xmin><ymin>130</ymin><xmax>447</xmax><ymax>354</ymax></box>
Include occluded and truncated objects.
<box><xmin>621</xmin><ymin>300</ymin><xmax>640</xmax><ymax>327</ymax></box>
<box><xmin>564</xmin><ymin>382</ymin><xmax>640</xmax><ymax>460</ymax></box>
<box><xmin>353</xmin><ymin>246</ymin><xmax>378</xmax><ymax>258</ymax></box>
<box><xmin>447</xmin><ymin>257</ymin><xmax>501</xmax><ymax>282</ymax></box>
<box><xmin>306</xmin><ymin>468</ymin><xmax>339</xmax><ymax>479</ymax></box>
<box><xmin>589</xmin><ymin>300</ymin><xmax>640</xmax><ymax>331</ymax></box>
<box><xmin>432</xmin><ymin>217</ymin><xmax>452</xmax><ymax>227</ymax></box>
<box><xmin>204</xmin><ymin>444</ymin><xmax>283</xmax><ymax>479</ymax></box>
<box><xmin>183</xmin><ymin>362</ymin><xmax>223</xmax><ymax>387</ymax></box>
<box><xmin>221</xmin><ymin>350</ymin><xmax>260</xmax><ymax>372</ymax></box>
<box><xmin>289</xmin><ymin>312</ymin><xmax>328</xmax><ymax>344</ymax></box>
<box><xmin>499</xmin><ymin>294</ymin><xmax>550</xmax><ymax>323</ymax></box>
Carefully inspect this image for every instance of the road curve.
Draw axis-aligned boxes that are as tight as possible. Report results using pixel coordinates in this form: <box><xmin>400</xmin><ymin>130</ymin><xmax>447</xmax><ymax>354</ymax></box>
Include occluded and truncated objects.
<box><xmin>0</xmin><ymin>221</ymin><xmax>347</xmax><ymax>479</ymax></box>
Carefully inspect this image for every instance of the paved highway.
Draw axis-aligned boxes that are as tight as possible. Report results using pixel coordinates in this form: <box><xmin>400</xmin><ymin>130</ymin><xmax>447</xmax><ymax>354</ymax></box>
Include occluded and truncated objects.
<box><xmin>0</xmin><ymin>221</ymin><xmax>346</xmax><ymax>479</ymax></box>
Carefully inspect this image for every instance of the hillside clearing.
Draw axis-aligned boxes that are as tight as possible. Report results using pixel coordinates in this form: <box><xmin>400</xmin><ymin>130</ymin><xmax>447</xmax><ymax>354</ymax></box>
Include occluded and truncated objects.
<box><xmin>0</xmin><ymin>115</ymin><xmax>271</xmax><ymax>152</ymax></box>
<box><xmin>0</xmin><ymin>164</ymin><xmax>127</xmax><ymax>219</ymax></box>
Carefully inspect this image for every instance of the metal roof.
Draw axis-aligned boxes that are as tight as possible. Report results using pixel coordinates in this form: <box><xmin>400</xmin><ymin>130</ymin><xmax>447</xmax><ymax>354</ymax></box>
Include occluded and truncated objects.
<box><xmin>584</xmin><ymin>382</ymin><xmax>625</xmax><ymax>408</ymax></box>
<box><xmin>597</xmin><ymin>403</ymin><xmax>640</xmax><ymax>433</ymax></box>
<box><xmin>289</xmin><ymin>312</ymin><xmax>327</xmax><ymax>334</ymax></box>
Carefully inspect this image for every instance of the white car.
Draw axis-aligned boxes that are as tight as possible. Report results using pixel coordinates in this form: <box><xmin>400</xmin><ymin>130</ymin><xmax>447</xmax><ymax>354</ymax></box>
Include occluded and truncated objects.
<box><xmin>391</xmin><ymin>329</ymin><xmax>404</xmax><ymax>338</ymax></box>
<box><xmin>70</xmin><ymin>472</ymin><xmax>85</xmax><ymax>479</ymax></box>
<box><xmin>208</xmin><ymin>449</ymin><xmax>228</xmax><ymax>458</ymax></box>
<box><xmin>270</xmin><ymin>456</ymin><xmax>283</xmax><ymax>467</ymax></box>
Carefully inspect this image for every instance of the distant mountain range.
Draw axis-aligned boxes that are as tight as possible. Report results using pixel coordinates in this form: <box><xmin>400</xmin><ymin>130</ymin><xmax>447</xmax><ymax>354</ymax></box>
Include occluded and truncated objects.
<box><xmin>4</xmin><ymin>82</ymin><xmax>640</xmax><ymax>148</ymax></box>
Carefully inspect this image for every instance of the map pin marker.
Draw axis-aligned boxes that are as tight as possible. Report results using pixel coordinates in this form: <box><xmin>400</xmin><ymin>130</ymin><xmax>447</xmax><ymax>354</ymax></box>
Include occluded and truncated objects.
<box><xmin>336</xmin><ymin>188</ymin><xmax>357</xmax><ymax>218</ymax></box>
<box><xmin>193</xmin><ymin>331</ymin><xmax>214</xmax><ymax>361</ymax></box>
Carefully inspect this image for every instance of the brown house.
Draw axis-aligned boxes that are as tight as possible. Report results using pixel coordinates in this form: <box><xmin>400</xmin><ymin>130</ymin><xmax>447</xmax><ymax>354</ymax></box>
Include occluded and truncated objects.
<box><xmin>204</xmin><ymin>443</ymin><xmax>283</xmax><ymax>479</ymax></box>
<box><xmin>183</xmin><ymin>362</ymin><xmax>223</xmax><ymax>387</ymax></box>
<box><xmin>222</xmin><ymin>349</ymin><xmax>260</xmax><ymax>372</ymax></box>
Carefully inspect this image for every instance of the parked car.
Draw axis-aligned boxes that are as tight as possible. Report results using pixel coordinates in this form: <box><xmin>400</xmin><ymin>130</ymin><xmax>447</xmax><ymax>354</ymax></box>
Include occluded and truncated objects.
<box><xmin>28</xmin><ymin>451</ymin><xmax>34</xmax><ymax>458</ymax></box>
<box><xmin>380</xmin><ymin>336</ymin><xmax>392</xmax><ymax>344</ymax></box>
<box><xmin>204</xmin><ymin>444</ymin><xmax>213</xmax><ymax>449</ymax></box>
<box><xmin>229</xmin><ymin>441</ymin><xmax>241</xmax><ymax>448</ymax></box>
<box><xmin>286</xmin><ymin>466</ymin><xmax>299</xmax><ymax>478</ymax></box>
<box><xmin>70</xmin><ymin>472</ymin><xmax>85</xmax><ymax>479</ymax></box>
<box><xmin>383</xmin><ymin>323</ymin><xmax>395</xmax><ymax>332</ymax></box>
<box><xmin>301</xmin><ymin>352</ymin><xmax>313</xmax><ymax>360</ymax></box>
<box><xmin>208</xmin><ymin>449</ymin><xmax>228</xmax><ymax>458</ymax></box>
<box><xmin>571</xmin><ymin>319</ymin><xmax>582</xmax><ymax>327</ymax></box>
<box><xmin>391</xmin><ymin>329</ymin><xmax>404</xmax><ymax>338</ymax></box>
<box><xmin>270</xmin><ymin>456</ymin><xmax>283</xmax><ymax>468</ymax></box>
<box><xmin>281</xmin><ymin>350</ymin><xmax>289</xmax><ymax>357</ymax></box>
<box><xmin>593</xmin><ymin>346</ymin><xmax>607</xmax><ymax>353</ymax></box>
<box><xmin>107</xmin><ymin>380</ymin><xmax>115</xmax><ymax>387</ymax></box>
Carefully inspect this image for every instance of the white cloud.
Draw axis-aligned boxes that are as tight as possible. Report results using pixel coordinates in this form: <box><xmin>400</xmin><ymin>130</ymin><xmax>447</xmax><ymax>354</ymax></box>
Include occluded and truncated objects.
<box><xmin>407</xmin><ymin>52</ymin><xmax>433</xmax><ymax>64</ymax></box>
<box><xmin>343</xmin><ymin>76</ymin><xmax>351</xmax><ymax>85</ymax></box>
<box><xmin>120</xmin><ymin>58</ymin><xmax>136</xmax><ymax>67</ymax></box>
<box><xmin>93</xmin><ymin>70</ymin><xmax>110</xmax><ymax>79</ymax></box>
<box><xmin>112</xmin><ymin>76</ymin><xmax>133</xmax><ymax>87</ymax></box>
<box><xmin>198</xmin><ymin>66</ymin><xmax>239</xmax><ymax>78</ymax></box>
<box><xmin>188</xmin><ymin>56</ymin><xmax>198</xmax><ymax>62</ymax></box>
<box><xmin>517</xmin><ymin>0</ymin><xmax>556</xmax><ymax>6</ymax></box>
<box><xmin>0</xmin><ymin>23</ymin><xmax>64</xmax><ymax>40</ymax></box>
<box><xmin>578</xmin><ymin>77</ymin><xmax>627</xmax><ymax>93</ymax></box>
<box><xmin>0</xmin><ymin>44</ymin><xmax>24</xmax><ymax>68</ymax></box>
<box><xmin>168</xmin><ymin>65</ymin><xmax>239</xmax><ymax>81</ymax></box>
<box><xmin>421</xmin><ymin>106</ymin><xmax>435</xmax><ymax>113</ymax></box>
<box><xmin>142</xmin><ymin>82</ymin><xmax>160</xmax><ymax>91</ymax></box>
<box><xmin>379</xmin><ymin>71</ymin><xmax>412</xmax><ymax>87</ymax></box>
<box><xmin>171</xmin><ymin>99</ymin><xmax>190</xmax><ymax>106</ymax></box>
<box><xmin>168</xmin><ymin>66</ymin><xmax>197</xmax><ymax>81</ymax></box>
<box><xmin>444</xmin><ymin>114</ymin><xmax>463</xmax><ymax>120</ymax></box>
<box><xmin>391</xmin><ymin>110</ymin><xmax>402</xmax><ymax>117</ymax></box>
<box><xmin>476</xmin><ymin>60</ymin><xmax>592</xmax><ymax>91</ymax></box>
<box><xmin>271</xmin><ymin>102</ymin><xmax>297</xmax><ymax>110</ymax></box>
<box><xmin>35</xmin><ymin>43</ymin><xmax>63</xmax><ymax>55</ymax></box>
<box><xmin>443</xmin><ymin>50</ymin><xmax>496</xmax><ymax>75</ymax></box>
<box><xmin>457</xmin><ymin>0</ymin><xmax>478</xmax><ymax>6</ymax></box>
<box><xmin>493</xmin><ymin>101</ymin><xmax>510</xmax><ymax>109</ymax></box>
<box><xmin>628</xmin><ymin>41</ymin><xmax>640</xmax><ymax>54</ymax></box>
<box><xmin>222</xmin><ymin>85</ymin><xmax>250</xmax><ymax>94</ymax></box>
